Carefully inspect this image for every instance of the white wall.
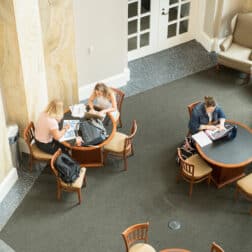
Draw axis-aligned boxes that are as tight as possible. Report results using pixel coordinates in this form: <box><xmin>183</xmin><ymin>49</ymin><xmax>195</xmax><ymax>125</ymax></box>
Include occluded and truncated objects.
<box><xmin>218</xmin><ymin>0</ymin><xmax>247</xmax><ymax>38</ymax></box>
<box><xmin>73</xmin><ymin>0</ymin><xmax>128</xmax><ymax>92</ymax></box>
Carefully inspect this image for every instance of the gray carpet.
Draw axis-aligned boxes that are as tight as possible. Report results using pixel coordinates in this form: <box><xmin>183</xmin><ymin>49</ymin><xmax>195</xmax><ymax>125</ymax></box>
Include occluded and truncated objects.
<box><xmin>1</xmin><ymin>67</ymin><xmax>252</xmax><ymax>252</ymax></box>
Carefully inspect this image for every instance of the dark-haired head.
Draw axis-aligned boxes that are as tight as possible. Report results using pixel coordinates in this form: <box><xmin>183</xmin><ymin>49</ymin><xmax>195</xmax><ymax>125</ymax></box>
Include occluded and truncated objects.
<box><xmin>204</xmin><ymin>96</ymin><xmax>216</xmax><ymax>107</ymax></box>
<box><xmin>204</xmin><ymin>96</ymin><xmax>216</xmax><ymax>113</ymax></box>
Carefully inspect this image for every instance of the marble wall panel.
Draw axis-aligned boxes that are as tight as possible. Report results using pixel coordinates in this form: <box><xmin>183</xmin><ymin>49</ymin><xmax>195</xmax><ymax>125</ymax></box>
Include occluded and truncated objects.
<box><xmin>39</xmin><ymin>0</ymin><xmax>79</xmax><ymax>108</ymax></box>
<box><xmin>0</xmin><ymin>89</ymin><xmax>12</xmax><ymax>182</ymax></box>
<box><xmin>0</xmin><ymin>0</ymin><xmax>28</xmax><ymax>131</ymax></box>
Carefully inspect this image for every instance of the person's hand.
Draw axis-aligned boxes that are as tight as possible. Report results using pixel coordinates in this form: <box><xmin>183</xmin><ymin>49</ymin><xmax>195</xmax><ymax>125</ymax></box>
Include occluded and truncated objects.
<box><xmin>76</xmin><ymin>136</ymin><xmax>84</xmax><ymax>146</ymax></box>
<box><xmin>206</xmin><ymin>125</ymin><xmax>218</xmax><ymax>131</ymax></box>
<box><xmin>216</xmin><ymin>124</ymin><xmax>225</xmax><ymax>131</ymax></box>
<box><xmin>64</xmin><ymin>123</ymin><xmax>70</xmax><ymax>131</ymax></box>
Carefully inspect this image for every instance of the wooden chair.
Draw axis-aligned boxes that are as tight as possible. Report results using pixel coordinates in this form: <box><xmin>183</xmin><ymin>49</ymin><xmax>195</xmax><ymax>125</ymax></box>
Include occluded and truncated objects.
<box><xmin>211</xmin><ymin>242</ymin><xmax>224</xmax><ymax>252</ymax></box>
<box><xmin>50</xmin><ymin>149</ymin><xmax>87</xmax><ymax>204</ymax></box>
<box><xmin>121</xmin><ymin>222</ymin><xmax>156</xmax><ymax>252</ymax></box>
<box><xmin>235</xmin><ymin>173</ymin><xmax>252</xmax><ymax>215</ymax></box>
<box><xmin>187</xmin><ymin>101</ymin><xmax>200</xmax><ymax>118</ymax></box>
<box><xmin>111</xmin><ymin>87</ymin><xmax>125</xmax><ymax>128</ymax></box>
<box><xmin>187</xmin><ymin>101</ymin><xmax>200</xmax><ymax>136</ymax></box>
<box><xmin>160</xmin><ymin>249</ymin><xmax>191</xmax><ymax>252</ymax></box>
<box><xmin>176</xmin><ymin>148</ymin><xmax>212</xmax><ymax>197</ymax></box>
<box><xmin>23</xmin><ymin>121</ymin><xmax>53</xmax><ymax>172</ymax></box>
<box><xmin>103</xmin><ymin>120</ymin><xmax>137</xmax><ymax>171</ymax></box>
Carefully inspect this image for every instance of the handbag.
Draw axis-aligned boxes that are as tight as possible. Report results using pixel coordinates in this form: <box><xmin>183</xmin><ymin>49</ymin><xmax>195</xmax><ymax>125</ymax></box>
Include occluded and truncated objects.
<box><xmin>79</xmin><ymin>119</ymin><xmax>108</xmax><ymax>146</ymax></box>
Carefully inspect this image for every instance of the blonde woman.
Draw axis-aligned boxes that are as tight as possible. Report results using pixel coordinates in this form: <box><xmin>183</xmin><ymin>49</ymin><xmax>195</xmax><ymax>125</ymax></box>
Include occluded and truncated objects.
<box><xmin>35</xmin><ymin>99</ymin><xmax>70</xmax><ymax>154</ymax></box>
<box><xmin>88</xmin><ymin>83</ymin><xmax>118</xmax><ymax>120</ymax></box>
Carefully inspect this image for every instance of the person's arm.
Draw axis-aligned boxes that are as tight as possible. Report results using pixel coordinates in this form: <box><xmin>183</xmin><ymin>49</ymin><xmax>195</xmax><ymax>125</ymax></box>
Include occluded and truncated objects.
<box><xmin>50</xmin><ymin>124</ymin><xmax>70</xmax><ymax>141</ymax></box>
<box><xmin>199</xmin><ymin>124</ymin><xmax>218</xmax><ymax>131</ymax></box>
<box><xmin>88</xmin><ymin>91</ymin><xmax>96</xmax><ymax>110</ymax></box>
<box><xmin>216</xmin><ymin>107</ymin><xmax>226</xmax><ymax>130</ymax></box>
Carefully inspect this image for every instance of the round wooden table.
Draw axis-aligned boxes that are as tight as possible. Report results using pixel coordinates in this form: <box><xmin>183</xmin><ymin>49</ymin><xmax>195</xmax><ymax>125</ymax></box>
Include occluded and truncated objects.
<box><xmin>61</xmin><ymin>111</ymin><xmax>116</xmax><ymax>167</ymax></box>
<box><xmin>196</xmin><ymin>120</ymin><xmax>252</xmax><ymax>188</ymax></box>
<box><xmin>160</xmin><ymin>248</ymin><xmax>191</xmax><ymax>252</ymax></box>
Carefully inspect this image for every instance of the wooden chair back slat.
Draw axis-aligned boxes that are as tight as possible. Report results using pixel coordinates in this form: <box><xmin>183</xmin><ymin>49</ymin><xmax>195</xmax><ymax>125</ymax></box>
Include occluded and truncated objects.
<box><xmin>122</xmin><ymin>222</ymin><xmax>149</xmax><ymax>251</ymax></box>
<box><xmin>187</xmin><ymin>101</ymin><xmax>201</xmax><ymax>118</ymax></box>
<box><xmin>177</xmin><ymin>148</ymin><xmax>195</xmax><ymax>177</ymax></box>
<box><xmin>211</xmin><ymin>242</ymin><xmax>224</xmax><ymax>252</ymax></box>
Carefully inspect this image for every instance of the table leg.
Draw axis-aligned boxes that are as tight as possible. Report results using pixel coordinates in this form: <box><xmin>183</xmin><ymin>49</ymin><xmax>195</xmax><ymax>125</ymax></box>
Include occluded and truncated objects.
<box><xmin>71</xmin><ymin>148</ymin><xmax>103</xmax><ymax>167</ymax></box>
<box><xmin>211</xmin><ymin>166</ymin><xmax>245</xmax><ymax>188</ymax></box>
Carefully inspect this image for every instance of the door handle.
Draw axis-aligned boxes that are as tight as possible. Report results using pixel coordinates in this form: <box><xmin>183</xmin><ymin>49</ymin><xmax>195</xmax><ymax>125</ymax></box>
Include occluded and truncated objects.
<box><xmin>161</xmin><ymin>8</ymin><xmax>168</xmax><ymax>15</ymax></box>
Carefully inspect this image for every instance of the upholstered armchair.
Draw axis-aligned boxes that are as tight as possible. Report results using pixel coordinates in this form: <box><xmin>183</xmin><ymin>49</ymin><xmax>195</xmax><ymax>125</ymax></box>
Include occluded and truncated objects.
<box><xmin>217</xmin><ymin>12</ymin><xmax>252</xmax><ymax>80</ymax></box>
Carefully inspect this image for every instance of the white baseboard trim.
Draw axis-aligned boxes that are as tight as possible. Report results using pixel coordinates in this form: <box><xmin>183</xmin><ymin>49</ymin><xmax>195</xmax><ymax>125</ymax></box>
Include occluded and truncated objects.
<box><xmin>196</xmin><ymin>31</ymin><xmax>215</xmax><ymax>52</ymax></box>
<box><xmin>0</xmin><ymin>168</ymin><xmax>18</xmax><ymax>203</ymax></box>
<box><xmin>78</xmin><ymin>68</ymin><xmax>130</xmax><ymax>101</ymax></box>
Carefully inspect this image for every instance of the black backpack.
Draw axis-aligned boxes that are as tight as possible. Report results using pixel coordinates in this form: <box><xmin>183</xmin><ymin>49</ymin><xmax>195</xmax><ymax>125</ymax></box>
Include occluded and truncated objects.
<box><xmin>55</xmin><ymin>153</ymin><xmax>81</xmax><ymax>183</ymax></box>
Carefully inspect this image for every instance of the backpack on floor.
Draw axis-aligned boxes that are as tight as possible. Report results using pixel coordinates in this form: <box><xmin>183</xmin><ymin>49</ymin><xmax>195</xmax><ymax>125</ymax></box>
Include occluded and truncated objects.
<box><xmin>55</xmin><ymin>153</ymin><xmax>81</xmax><ymax>183</ymax></box>
<box><xmin>176</xmin><ymin>136</ymin><xmax>197</xmax><ymax>164</ymax></box>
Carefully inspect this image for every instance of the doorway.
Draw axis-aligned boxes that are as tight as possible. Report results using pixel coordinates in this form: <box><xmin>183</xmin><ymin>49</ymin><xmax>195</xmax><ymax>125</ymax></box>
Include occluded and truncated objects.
<box><xmin>127</xmin><ymin>0</ymin><xmax>197</xmax><ymax>61</ymax></box>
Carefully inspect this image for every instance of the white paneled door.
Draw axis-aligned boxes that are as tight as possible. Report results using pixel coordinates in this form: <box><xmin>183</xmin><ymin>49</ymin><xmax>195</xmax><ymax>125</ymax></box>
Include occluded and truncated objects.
<box><xmin>158</xmin><ymin>0</ymin><xmax>196</xmax><ymax>51</ymax></box>
<box><xmin>127</xmin><ymin>0</ymin><xmax>197</xmax><ymax>61</ymax></box>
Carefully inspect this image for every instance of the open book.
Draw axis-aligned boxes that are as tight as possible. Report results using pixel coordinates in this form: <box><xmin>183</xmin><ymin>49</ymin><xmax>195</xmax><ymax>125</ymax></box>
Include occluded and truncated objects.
<box><xmin>69</xmin><ymin>104</ymin><xmax>86</xmax><ymax>118</ymax></box>
<box><xmin>59</xmin><ymin>119</ymin><xmax>80</xmax><ymax>142</ymax></box>
<box><xmin>192</xmin><ymin>131</ymin><xmax>212</xmax><ymax>147</ymax></box>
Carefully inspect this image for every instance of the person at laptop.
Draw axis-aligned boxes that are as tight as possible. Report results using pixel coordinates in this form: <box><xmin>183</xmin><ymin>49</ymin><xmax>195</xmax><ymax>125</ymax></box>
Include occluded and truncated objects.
<box><xmin>88</xmin><ymin>83</ymin><xmax>118</xmax><ymax>120</ymax></box>
<box><xmin>188</xmin><ymin>96</ymin><xmax>226</xmax><ymax>135</ymax></box>
<box><xmin>35</xmin><ymin>99</ymin><xmax>70</xmax><ymax>154</ymax></box>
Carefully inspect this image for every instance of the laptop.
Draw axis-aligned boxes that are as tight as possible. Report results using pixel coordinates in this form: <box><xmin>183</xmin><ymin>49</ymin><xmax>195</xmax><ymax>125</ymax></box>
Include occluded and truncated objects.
<box><xmin>205</xmin><ymin>124</ymin><xmax>234</xmax><ymax>141</ymax></box>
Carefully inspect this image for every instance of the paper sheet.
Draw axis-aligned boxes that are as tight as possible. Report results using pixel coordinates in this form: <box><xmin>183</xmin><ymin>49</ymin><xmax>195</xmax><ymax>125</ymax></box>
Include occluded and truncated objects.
<box><xmin>192</xmin><ymin>131</ymin><xmax>212</xmax><ymax>147</ymax></box>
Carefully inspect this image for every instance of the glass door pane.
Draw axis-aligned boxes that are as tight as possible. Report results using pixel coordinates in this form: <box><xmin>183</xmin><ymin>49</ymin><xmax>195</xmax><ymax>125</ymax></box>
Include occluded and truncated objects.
<box><xmin>128</xmin><ymin>0</ymin><xmax>151</xmax><ymax>54</ymax></box>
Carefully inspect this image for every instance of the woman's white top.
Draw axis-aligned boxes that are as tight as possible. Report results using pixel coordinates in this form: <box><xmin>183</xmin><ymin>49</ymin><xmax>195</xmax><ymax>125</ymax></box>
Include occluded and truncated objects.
<box><xmin>94</xmin><ymin>95</ymin><xmax>119</xmax><ymax>120</ymax></box>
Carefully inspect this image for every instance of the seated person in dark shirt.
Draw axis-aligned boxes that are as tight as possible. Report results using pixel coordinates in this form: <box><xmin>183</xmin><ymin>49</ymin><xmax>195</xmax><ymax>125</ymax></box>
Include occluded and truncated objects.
<box><xmin>188</xmin><ymin>96</ymin><xmax>226</xmax><ymax>135</ymax></box>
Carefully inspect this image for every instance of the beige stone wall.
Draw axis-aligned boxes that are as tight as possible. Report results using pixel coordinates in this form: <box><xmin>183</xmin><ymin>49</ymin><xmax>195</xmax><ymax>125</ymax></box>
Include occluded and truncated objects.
<box><xmin>0</xmin><ymin>89</ymin><xmax>12</xmax><ymax>182</ymax></box>
<box><xmin>39</xmin><ymin>0</ymin><xmax>79</xmax><ymax>107</ymax></box>
<box><xmin>0</xmin><ymin>0</ymin><xmax>28</xmax><ymax>131</ymax></box>
<box><xmin>245</xmin><ymin>0</ymin><xmax>252</xmax><ymax>11</ymax></box>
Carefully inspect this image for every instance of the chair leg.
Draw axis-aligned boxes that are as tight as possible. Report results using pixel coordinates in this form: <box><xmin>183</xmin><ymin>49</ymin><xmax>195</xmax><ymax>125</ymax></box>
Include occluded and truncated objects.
<box><xmin>118</xmin><ymin>117</ymin><xmax>122</xmax><ymax>128</ymax></box>
<box><xmin>83</xmin><ymin>176</ymin><xmax>87</xmax><ymax>187</ymax></box>
<box><xmin>77</xmin><ymin>189</ymin><xmax>82</xmax><ymax>204</ymax></box>
<box><xmin>246</xmin><ymin>73</ymin><xmax>251</xmax><ymax>84</ymax></box>
<box><xmin>57</xmin><ymin>186</ymin><xmax>61</xmax><ymax>201</ymax></box>
<box><xmin>103</xmin><ymin>151</ymin><xmax>108</xmax><ymax>165</ymax></box>
<box><xmin>216</xmin><ymin>63</ymin><xmax>220</xmax><ymax>71</ymax></box>
<box><xmin>207</xmin><ymin>175</ymin><xmax>211</xmax><ymax>186</ymax></box>
<box><xmin>189</xmin><ymin>182</ymin><xmax>193</xmax><ymax>197</ymax></box>
<box><xmin>234</xmin><ymin>185</ymin><xmax>239</xmax><ymax>201</ymax></box>
<box><xmin>123</xmin><ymin>156</ymin><xmax>128</xmax><ymax>171</ymax></box>
<box><xmin>29</xmin><ymin>156</ymin><xmax>33</xmax><ymax>172</ymax></box>
<box><xmin>176</xmin><ymin>173</ymin><xmax>181</xmax><ymax>183</ymax></box>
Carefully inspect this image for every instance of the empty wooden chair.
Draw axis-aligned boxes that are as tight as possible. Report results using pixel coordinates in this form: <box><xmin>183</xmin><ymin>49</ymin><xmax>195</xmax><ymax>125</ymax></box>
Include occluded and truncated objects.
<box><xmin>211</xmin><ymin>242</ymin><xmax>224</xmax><ymax>252</ymax></box>
<box><xmin>111</xmin><ymin>87</ymin><xmax>125</xmax><ymax>128</ymax></box>
<box><xmin>50</xmin><ymin>149</ymin><xmax>87</xmax><ymax>204</ymax></box>
<box><xmin>177</xmin><ymin>148</ymin><xmax>212</xmax><ymax>197</ymax></box>
<box><xmin>121</xmin><ymin>222</ymin><xmax>156</xmax><ymax>252</ymax></box>
<box><xmin>23</xmin><ymin>121</ymin><xmax>53</xmax><ymax>171</ymax></box>
<box><xmin>235</xmin><ymin>173</ymin><xmax>252</xmax><ymax>215</ymax></box>
<box><xmin>103</xmin><ymin>120</ymin><xmax>137</xmax><ymax>171</ymax></box>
